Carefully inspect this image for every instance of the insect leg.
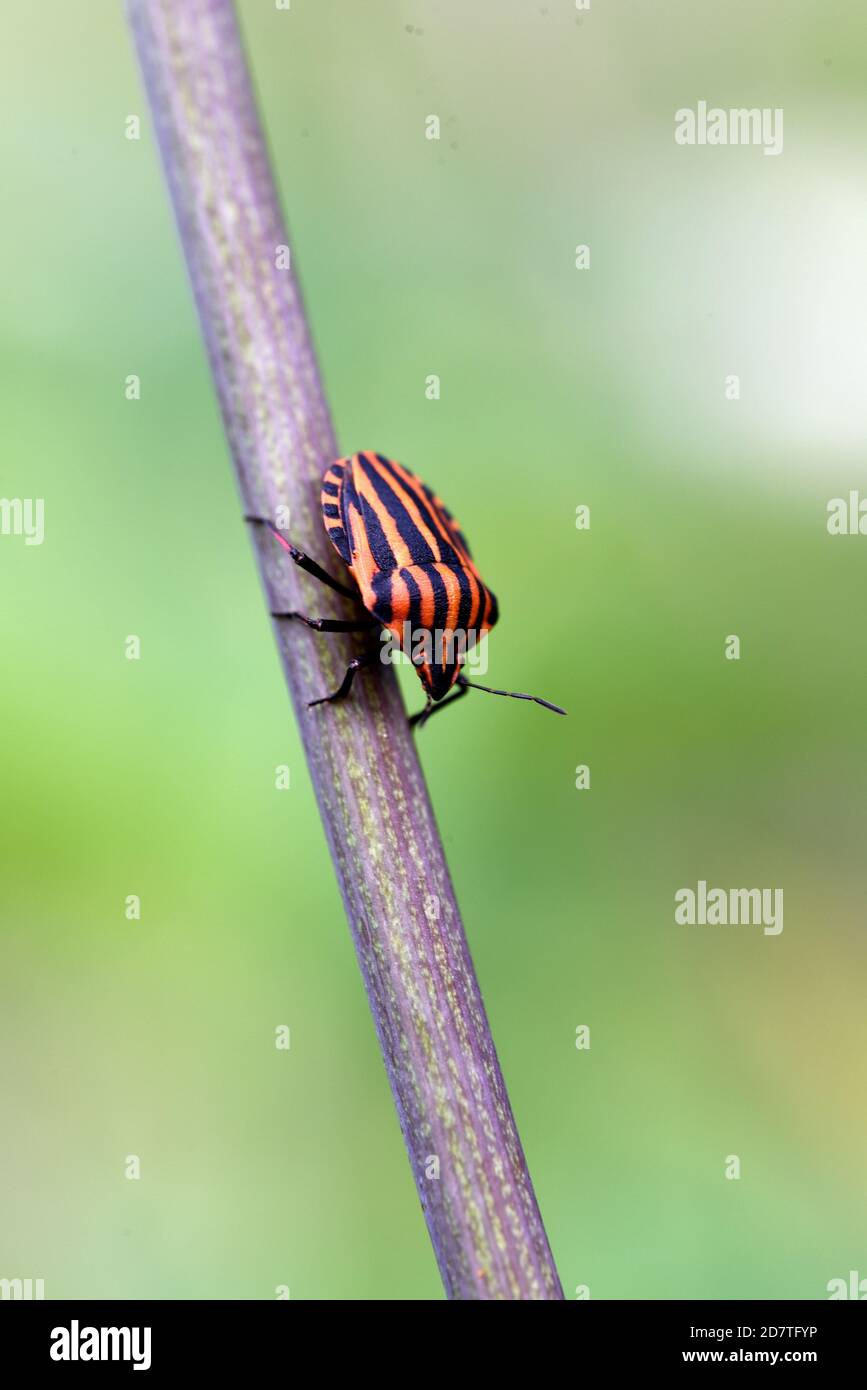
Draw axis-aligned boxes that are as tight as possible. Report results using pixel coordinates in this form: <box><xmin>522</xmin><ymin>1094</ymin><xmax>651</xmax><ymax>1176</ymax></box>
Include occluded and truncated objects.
<box><xmin>244</xmin><ymin>515</ymin><xmax>357</xmax><ymax>599</ymax></box>
<box><xmin>409</xmin><ymin>682</ymin><xmax>469</xmax><ymax>730</ymax></box>
<box><xmin>308</xmin><ymin>650</ymin><xmax>378</xmax><ymax>708</ymax></box>
<box><xmin>270</xmin><ymin>612</ymin><xmax>377</xmax><ymax>632</ymax></box>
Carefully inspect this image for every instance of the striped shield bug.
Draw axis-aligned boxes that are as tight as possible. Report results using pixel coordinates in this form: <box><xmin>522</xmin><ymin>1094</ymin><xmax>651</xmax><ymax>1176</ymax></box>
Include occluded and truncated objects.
<box><xmin>247</xmin><ymin>451</ymin><xmax>566</xmax><ymax>727</ymax></box>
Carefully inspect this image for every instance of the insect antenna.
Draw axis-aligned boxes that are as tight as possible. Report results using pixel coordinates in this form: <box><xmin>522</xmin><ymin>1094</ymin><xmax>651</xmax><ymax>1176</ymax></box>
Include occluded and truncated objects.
<box><xmin>457</xmin><ymin>677</ymin><xmax>567</xmax><ymax>716</ymax></box>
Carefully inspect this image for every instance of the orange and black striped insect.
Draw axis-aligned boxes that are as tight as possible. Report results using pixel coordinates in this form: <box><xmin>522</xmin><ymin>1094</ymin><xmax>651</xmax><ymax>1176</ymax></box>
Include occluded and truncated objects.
<box><xmin>247</xmin><ymin>451</ymin><xmax>566</xmax><ymax>728</ymax></box>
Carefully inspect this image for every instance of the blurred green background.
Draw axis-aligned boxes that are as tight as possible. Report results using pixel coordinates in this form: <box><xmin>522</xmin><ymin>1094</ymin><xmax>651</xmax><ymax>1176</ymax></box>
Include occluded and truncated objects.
<box><xmin>2</xmin><ymin>0</ymin><xmax>866</xmax><ymax>1300</ymax></box>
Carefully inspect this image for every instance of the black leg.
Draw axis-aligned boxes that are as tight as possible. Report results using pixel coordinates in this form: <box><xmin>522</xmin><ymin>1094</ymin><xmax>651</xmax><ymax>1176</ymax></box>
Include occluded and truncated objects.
<box><xmin>271</xmin><ymin>611</ymin><xmax>376</xmax><ymax>632</ymax></box>
<box><xmin>308</xmin><ymin>650</ymin><xmax>377</xmax><ymax>708</ymax></box>
<box><xmin>244</xmin><ymin>515</ymin><xmax>357</xmax><ymax>599</ymax></box>
<box><xmin>409</xmin><ymin>681</ymin><xmax>469</xmax><ymax>729</ymax></box>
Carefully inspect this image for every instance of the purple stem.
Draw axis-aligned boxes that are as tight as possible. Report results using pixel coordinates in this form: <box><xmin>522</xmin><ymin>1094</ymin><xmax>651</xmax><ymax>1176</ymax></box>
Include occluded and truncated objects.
<box><xmin>127</xmin><ymin>0</ymin><xmax>563</xmax><ymax>1300</ymax></box>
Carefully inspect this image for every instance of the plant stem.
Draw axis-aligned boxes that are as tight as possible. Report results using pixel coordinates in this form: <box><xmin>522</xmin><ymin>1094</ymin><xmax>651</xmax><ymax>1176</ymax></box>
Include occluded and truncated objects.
<box><xmin>127</xmin><ymin>0</ymin><xmax>563</xmax><ymax>1300</ymax></box>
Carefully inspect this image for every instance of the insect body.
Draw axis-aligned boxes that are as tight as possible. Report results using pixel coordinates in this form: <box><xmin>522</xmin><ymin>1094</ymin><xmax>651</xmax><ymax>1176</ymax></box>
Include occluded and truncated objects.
<box><xmin>321</xmin><ymin>452</ymin><xmax>497</xmax><ymax>702</ymax></box>
<box><xmin>248</xmin><ymin>452</ymin><xmax>565</xmax><ymax>727</ymax></box>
